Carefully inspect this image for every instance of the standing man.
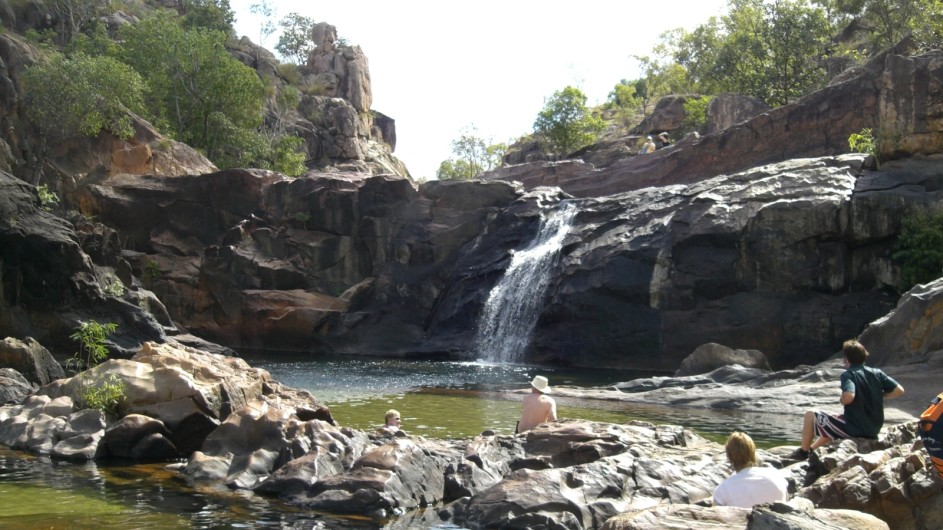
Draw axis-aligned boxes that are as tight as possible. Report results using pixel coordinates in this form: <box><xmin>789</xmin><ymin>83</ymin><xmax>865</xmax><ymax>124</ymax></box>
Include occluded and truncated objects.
<box><xmin>790</xmin><ymin>339</ymin><xmax>905</xmax><ymax>460</ymax></box>
<box><xmin>517</xmin><ymin>375</ymin><xmax>557</xmax><ymax>433</ymax></box>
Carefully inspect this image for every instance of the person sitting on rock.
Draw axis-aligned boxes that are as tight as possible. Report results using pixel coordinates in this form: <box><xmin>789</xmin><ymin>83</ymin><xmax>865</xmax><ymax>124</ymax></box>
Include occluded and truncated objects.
<box><xmin>640</xmin><ymin>136</ymin><xmax>656</xmax><ymax>154</ymax></box>
<box><xmin>517</xmin><ymin>375</ymin><xmax>557</xmax><ymax>433</ymax></box>
<box><xmin>377</xmin><ymin>409</ymin><xmax>401</xmax><ymax>435</ymax></box>
<box><xmin>657</xmin><ymin>132</ymin><xmax>672</xmax><ymax>149</ymax></box>
<box><xmin>713</xmin><ymin>431</ymin><xmax>789</xmax><ymax>508</ymax></box>
<box><xmin>789</xmin><ymin>339</ymin><xmax>905</xmax><ymax>460</ymax></box>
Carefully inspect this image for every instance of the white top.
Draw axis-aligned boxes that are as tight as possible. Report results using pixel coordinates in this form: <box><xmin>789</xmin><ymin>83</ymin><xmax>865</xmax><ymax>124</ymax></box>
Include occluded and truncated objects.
<box><xmin>713</xmin><ymin>466</ymin><xmax>789</xmax><ymax>508</ymax></box>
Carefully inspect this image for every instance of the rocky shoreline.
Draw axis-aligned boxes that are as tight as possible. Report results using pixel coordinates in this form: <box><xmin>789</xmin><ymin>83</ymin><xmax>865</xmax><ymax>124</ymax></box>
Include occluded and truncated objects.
<box><xmin>1</xmin><ymin>338</ymin><xmax>942</xmax><ymax>529</ymax></box>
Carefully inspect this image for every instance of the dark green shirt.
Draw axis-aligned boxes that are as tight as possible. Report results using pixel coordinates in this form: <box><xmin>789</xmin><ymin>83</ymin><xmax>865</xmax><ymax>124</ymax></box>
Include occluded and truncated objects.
<box><xmin>840</xmin><ymin>363</ymin><xmax>900</xmax><ymax>438</ymax></box>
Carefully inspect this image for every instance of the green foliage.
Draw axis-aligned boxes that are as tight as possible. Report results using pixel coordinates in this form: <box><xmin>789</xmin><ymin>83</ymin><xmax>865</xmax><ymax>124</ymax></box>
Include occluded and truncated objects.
<box><xmin>118</xmin><ymin>10</ymin><xmax>264</xmax><ymax>164</ymax></box>
<box><xmin>533</xmin><ymin>86</ymin><xmax>605</xmax><ymax>155</ymax></box>
<box><xmin>180</xmin><ymin>0</ymin><xmax>234</xmax><ymax>32</ymax></box>
<box><xmin>47</xmin><ymin>0</ymin><xmax>109</xmax><ymax>45</ymax></box>
<box><xmin>37</xmin><ymin>184</ymin><xmax>60</xmax><ymax>211</ymax></box>
<box><xmin>606</xmin><ymin>80</ymin><xmax>645</xmax><ymax>127</ymax></box>
<box><xmin>848</xmin><ymin>127</ymin><xmax>878</xmax><ymax>158</ymax></box>
<box><xmin>665</xmin><ymin>0</ymin><xmax>831</xmax><ymax>107</ymax></box>
<box><xmin>892</xmin><ymin>211</ymin><xmax>943</xmax><ymax>291</ymax></box>
<box><xmin>67</xmin><ymin>21</ymin><xmax>118</xmax><ymax>57</ymax></box>
<box><xmin>821</xmin><ymin>0</ymin><xmax>943</xmax><ymax>52</ymax></box>
<box><xmin>275</xmin><ymin>62</ymin><xmax>302</xmax><ymax>85</ymax></box>
<box><xmin>22</xmin><ymin>52</ymin><xmax>146</xmax><ymax>142</ymax></box>
<box><xmin>681</xmin><ymin>96</ymin><xmax>712</xmax><ymax>134</ymax></box>
<box><xmin>103</xmin><ymin>277</ymin><xmax>125</xmax><ymax>297</ymax></box>
<box><xmin>69</xmin><ymin>320</ymin><xmax>118</xmax><ymax>369</ymax></box>
<box><xmin>80</xmin><ymin>374</ymin><xmax>126</xmax><ymax>414</ymax></box>
<box><xmin>276</xmin><ymin>12</ymin><xmax>316</xmax><ymax>64</ymax></box>
<box><xmin>436</xmin><ymin>126</ymin><xmax>507</xmax><ymax>180</ymax></box>
<box><xmin>142</xmin><ymin>258</ymin><xmax>163</xmax><ymax>287</ymax></box>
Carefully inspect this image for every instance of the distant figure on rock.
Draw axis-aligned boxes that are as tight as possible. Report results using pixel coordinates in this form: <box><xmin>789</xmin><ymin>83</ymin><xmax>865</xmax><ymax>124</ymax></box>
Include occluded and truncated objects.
<box><xmin>789</xmin><ymin>339</ymin><xmax>905</xmax><ymax>461</ymax></box>
<box><xmin>378</xmin><ymin>409</ymin><xmax>401</xmax><ymax>435</ymax></box>
<box><xmin>517</xmin><ymin>376</ymin><xmax>557</xmax><ymax>433</ymax></box>
<box><xmin>713</xmin><ymin>431</ymin><xmax>788</xmax><ymax>508</ymax></box>
<box><xmin>640</xmin><ymin>136</ymin><xmax>656</xmax><ymax>154</ymax></box>
<box><xmin>657</xmin><ymin>132</ymin><xmax>672</xmax><ymax>149</ymax></box>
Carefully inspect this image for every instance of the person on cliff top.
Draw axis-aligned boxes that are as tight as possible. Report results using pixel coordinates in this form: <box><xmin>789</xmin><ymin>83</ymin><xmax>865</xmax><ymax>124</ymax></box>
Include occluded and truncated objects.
<box><xmin>656</xmin><ymin>132</ymin><xmax>672</xmax><ymax>149</ymax></box>
<box><xmin>377</xmin><ymin>408</ymin><xmax>401</xmax><ymax>435</ymax></box>
<box><xmin>789</xmin><ymin>339</ymin><xmax>905</xmax><ymax>460</ymax></box>
<box><xmin>713</xmin><ymin>431</ymin><xmax>789</xmax><ymax>508</ymax></box>
<box><xmin>517</xmin><ymin>375</ymin><xmax>557</xmax><ymax>433</ymax></box>
<box><xmin>640</xmin><ymin>135</ymin><xmax>656</xmax><ymax>154</ymax></box>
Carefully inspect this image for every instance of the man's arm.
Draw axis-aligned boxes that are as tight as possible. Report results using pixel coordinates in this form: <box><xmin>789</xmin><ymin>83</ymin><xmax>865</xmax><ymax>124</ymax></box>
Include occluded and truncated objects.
<box><xmin>885</xmin><ymin>385</ymin><xmax>905</xmax><ymax>398</ymax></box>
<box><xmin>546</xmin><ymin>397</ymin><xmax>557</xmax><ymax>422</ymax></box>
<box><xmin>840</xmin><ymin>391</ymin><xmax>855</xmax><ymax>405</ymax></box>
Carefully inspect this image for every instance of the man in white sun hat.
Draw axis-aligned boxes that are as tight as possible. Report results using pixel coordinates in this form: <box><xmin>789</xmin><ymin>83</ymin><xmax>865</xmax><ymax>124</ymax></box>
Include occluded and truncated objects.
<box><xmin>517</xmin><ymin>375</ymin><xmax>557</xmax><ymax>433</ymax></box>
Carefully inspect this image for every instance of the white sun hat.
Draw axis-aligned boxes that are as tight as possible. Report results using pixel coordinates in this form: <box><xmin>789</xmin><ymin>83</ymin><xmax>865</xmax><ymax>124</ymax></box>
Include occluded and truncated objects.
<box><xmin>530</xmin><ymin>375</ymin><xmax>551</xmax><ymax>393</ymax></box>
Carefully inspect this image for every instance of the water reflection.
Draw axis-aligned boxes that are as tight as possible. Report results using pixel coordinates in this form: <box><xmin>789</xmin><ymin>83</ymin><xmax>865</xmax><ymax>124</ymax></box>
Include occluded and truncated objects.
<box><xmin>247</xmin><ymin>355</ymin><xmax>794</xmax><ymax>447</ymax></box>
<box><xmin>0</xmin><ymin>355</ymin><xmax>797</xmax><ymax>529</ymax></box>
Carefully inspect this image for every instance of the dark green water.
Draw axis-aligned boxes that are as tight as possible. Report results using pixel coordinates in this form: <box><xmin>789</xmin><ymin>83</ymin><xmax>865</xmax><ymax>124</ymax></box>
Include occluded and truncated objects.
<box><xmin>0</xmin><ymin>355</ymin><xmax>796</xmax><ymax>528</ymax></box>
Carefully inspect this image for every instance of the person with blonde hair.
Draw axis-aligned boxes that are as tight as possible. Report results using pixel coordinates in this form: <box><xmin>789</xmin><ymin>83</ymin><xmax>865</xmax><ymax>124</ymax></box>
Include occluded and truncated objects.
<box><xmin>789</xmin><ymin>339</ymin><xmax>905</xmax><ymax>460</ymax></box>
<box><xmin>378</xmin><ymin>409</ymin><xmax>401</xmax><ymax>434</ymax></box>
<box><xmin>713</xmin><ymin>431</ymin><xmax>788</xmax><ymax>508</ymax></box>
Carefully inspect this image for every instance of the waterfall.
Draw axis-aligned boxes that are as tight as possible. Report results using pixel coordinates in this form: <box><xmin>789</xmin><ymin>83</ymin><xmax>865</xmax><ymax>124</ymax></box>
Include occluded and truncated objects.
<box><xmin>472</xmin><ymin>201</ymin><xmax>578</xmax><ymax>364</ymax></box>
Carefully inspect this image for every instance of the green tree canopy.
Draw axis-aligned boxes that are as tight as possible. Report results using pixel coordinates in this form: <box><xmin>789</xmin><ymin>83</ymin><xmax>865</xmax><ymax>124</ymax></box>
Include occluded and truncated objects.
<box><xmin>533</xmin><ymin>86</ymin><xmax>605</xmax><ymax>155</ymax></box>
<box><xmin>665</xmin><ymin>0</ymin><xmax>832</xmax><ymax>107</ymax></box>
<box><xmin>22</xmin><ymin>51</ymin><xmax>146</xmax><ymax>142</ymax></box>
<box><xmin>436</xmin><ymin>126</ymin><xmax>506</xmax><ymax>180</ymax></box>
<box><xmin>117</xmin><ymin>10</ymin><xmax>264</xmax><ymax>163</ymax></box>
<box><xmin>179</xmin><ymin>0</ymin><xmax>235</xmax><ymax>32</ymax></box>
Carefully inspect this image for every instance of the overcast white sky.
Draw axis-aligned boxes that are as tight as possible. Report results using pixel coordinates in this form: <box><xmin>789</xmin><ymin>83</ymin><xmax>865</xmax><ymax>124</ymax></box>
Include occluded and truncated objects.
<box><xmin>230</xmin><ymin>1</ymin><xmax>728</xmax><ymax>180</ymax></box>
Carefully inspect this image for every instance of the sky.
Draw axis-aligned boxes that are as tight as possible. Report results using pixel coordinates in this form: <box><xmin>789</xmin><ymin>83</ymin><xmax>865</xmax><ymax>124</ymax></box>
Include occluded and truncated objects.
<box><xmin>229</xmin><ymin>1</ymin><xmax>729</xmax><ymax>180</ymax></box>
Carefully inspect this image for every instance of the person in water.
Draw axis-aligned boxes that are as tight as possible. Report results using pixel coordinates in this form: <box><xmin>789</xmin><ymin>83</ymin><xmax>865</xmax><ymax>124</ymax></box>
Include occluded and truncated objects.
<box><xmin>517</xmin><ymin>375</ymin><xmax>557</xmax><ymax>433</ymax></box>
<box><xmin>378</xmin><ymin>409</ymin><xmax>401</xmax><ymax>434</ymax></box>
<box><xmin>713</xmin><ymin>431</ymin><xmax>789</xmax><ymax>508</ymax></box>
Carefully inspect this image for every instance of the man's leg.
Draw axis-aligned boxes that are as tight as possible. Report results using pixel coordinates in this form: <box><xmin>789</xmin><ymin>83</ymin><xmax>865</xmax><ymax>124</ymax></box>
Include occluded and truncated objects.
<box><xmin>801</xmin><ymin>410</ymin><xmax>816</xmax><ymax>451</ymax></box>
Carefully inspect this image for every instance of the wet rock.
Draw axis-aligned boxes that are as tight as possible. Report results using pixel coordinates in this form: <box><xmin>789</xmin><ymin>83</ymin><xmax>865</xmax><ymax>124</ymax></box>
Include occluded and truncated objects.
<box><xmin>104</xmin><ymin>414</ymin><xmax>176</xmax><ymax>460</ymax></box>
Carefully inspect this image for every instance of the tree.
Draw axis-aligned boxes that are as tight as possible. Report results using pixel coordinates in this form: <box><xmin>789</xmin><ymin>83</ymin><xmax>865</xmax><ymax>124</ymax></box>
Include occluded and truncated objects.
<box><xmin>814</xmin><ymin>0</ymin><xmax>943</xmax><ymax>52</ymax></box>
<box><xmin>667</xmin><ymin>0</ymin><xmax>831</xmax><ymax>107</ymax></box>
<box><xmin>48</xmin><ymin>0</ymin><xmax>108</xmax><ymax>45</ymax></box>
<box><xmin>180</xmin><ymin>0</ymin><xmax>235</xmax><ymax>33</ymax></box>
<box><xmin>118</xmin><ymin>10</ymin><xmax>264</xmax><ymax>164</ymax></box>
<box><xmin>249</xmin><ymin>0</ymin><xmax>276</xmax><ymax>48</ymax></box>
<box><xmin>533</xmin><ymin>86</ymin><xmax>605</xmax><ymax>155</ymax></box>
<box><xmin>436</xmin><ymin>126</ymin><xmax>506</xmax><ymax>180</ymax></box>
<box><xmin>22</xmin><ymin>51</ymin><xmax>146</xmax><ymax>143</ymax></box>
<box><xmin>276</xmin><ymin>12</ymin><xmax>316</xmax><ymax>64</ymax></box>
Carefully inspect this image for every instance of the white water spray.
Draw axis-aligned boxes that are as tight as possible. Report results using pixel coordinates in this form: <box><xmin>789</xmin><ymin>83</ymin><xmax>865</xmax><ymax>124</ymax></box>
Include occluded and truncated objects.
<box><xmin>473</xmin><ymin>201</ymin><xmax>578</xmax><ymax>364</ymax></box>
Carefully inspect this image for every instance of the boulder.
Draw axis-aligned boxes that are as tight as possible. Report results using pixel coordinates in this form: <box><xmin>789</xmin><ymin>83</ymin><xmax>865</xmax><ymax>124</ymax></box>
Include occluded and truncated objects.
<box><xmin>705</xmin><ymin>93</ymin><xmax>771</xmax><ymax>134</ymax></box>
<box><xmin>0</xmin><ymin>336</ymin><xmax>65</xmax><ymax>385</ymax></box>
<box><xmin>675</xmin><ymin>343</ymin><xmax>772</xmax><ymax>376</ymax></box>
<box><xmin>0</xmin><ymin>367</ymin><xmax>33</xmax><ymax>403</ymax></box>
<box><xmin>104</xmin><ymin>414</ymin><xmax>177</xmax><ymax>460</ymax></box>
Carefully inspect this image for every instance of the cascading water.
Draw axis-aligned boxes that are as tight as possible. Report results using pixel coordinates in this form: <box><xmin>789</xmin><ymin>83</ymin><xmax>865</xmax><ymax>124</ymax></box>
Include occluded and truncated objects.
<box><xmin>472</xmin><ymin>201</ymin><xmax>578</xmax><ymax>364</ymax></box>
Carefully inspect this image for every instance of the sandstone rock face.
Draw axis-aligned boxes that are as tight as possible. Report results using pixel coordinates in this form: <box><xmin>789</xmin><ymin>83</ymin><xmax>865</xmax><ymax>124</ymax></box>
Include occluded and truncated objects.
<box><xmin>0</xmin><ymin>171</ymin><xmax>170</xmax><ymax>356</ymax></box>
<box><xmin>60</xmin><ymin>152</ymin><xmax>943</xmax><ymax>369</ymax></box>
<box><xmin>485</xmin><ymin>41</ymin><xmax>943</xmax><ymax>198</ymax></box>
<box><xmin>675</xmin><ymin>342</ymin><xmax>771</xmax><ymax>376</ymax></box>
<box><xmin>705</xmin><ymin>93</ymin><xmax>771</xmax><ymax>134</ymax></box>
<box><xmin>858</xmin><ymin>277</ymin><xmax>943</xmax><ymax>366</ymax></box>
